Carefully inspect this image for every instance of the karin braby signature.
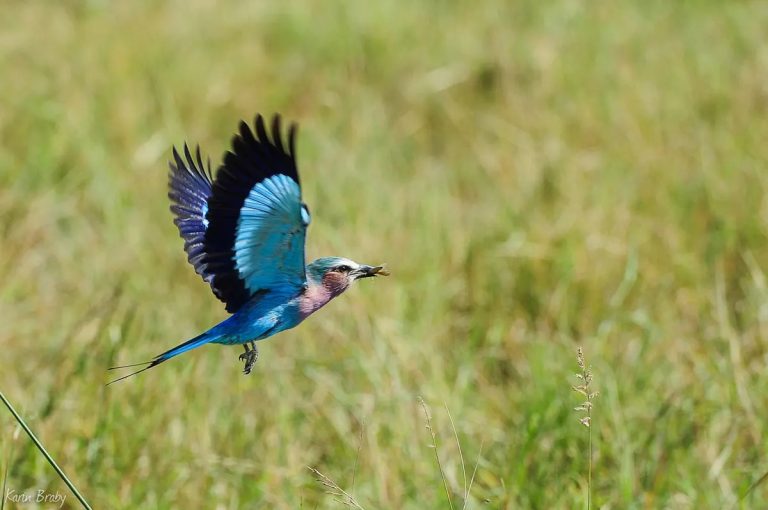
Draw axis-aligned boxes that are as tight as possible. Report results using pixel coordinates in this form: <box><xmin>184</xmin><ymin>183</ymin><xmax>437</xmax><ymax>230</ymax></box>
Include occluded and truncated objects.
<box><xmin>5</xmin><ymin>489</ymin><xmax>67</xmax><ymax>508</ymax></box>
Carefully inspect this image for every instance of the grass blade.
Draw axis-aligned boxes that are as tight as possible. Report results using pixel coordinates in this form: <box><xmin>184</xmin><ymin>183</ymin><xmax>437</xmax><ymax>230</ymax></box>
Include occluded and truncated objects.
<box><xmin>0</xmin><ymin>390</ymin><xmax>93</xmax><ymax>510</ymax></box>
<box><xmin>464</xmin><ymin>440</ymin><xmax>484</xmax><ymax>510</ymax></box>
<box><xmin>444</xmin><ymin>403</ymin><xmax>467</xmax><ymax>505</ymax></box>
<box><xmin>741</xmin><ymin>469</ymin><xmax>768</xmax><ymax>505</ymax></box>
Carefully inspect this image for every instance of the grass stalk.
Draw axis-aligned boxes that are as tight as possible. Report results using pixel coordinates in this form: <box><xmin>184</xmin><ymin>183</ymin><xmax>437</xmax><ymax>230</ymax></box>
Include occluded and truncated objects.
<box><xmin>573</xmin><ymin>347</ymin><xmax>598</xmax><ymax>510</ymax></box>
<box><xmin>444</xmin><ymin>403</ymin><xmax>467</xmax><ymax>503</ymax></box>
<box><xmin>1</xmin><ymin>442</ymin><xmax>10</xmax><ymax>510</ymax></box>
<box><xmin>308</xmin><ymin>466</ymin><xmax>365</xmax><ymax>510</ymax></box>
<box><xmin>0</xmin><ymin>390</ymin><xmax>93</xmax><ymax>510</ymax></box>
<box><xmin>418</xmin><ymin>397</ymin><xmax>455</xmax><ymax>510</ymax></box>
<box><xmin>351</xmin><ymin>419</ymin><xmax>364</xmax><ymax>493</ymax></box>
<box><xmin>741</xmin><ymin>469</ymin><xmax>768</xmax><ymax>505</ymax></box>
<box><xmin>463</xmin><ymin>440</ymin><xmax>484</xmax><ymax>510</ymax></box>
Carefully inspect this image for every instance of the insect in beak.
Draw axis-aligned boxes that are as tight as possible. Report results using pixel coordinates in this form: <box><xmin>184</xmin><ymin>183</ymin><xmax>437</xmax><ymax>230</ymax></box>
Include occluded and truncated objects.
<box><xmin>353</xmin><ymin>265</ymin><xmax>390</xmax><ymax>279</ymax></box>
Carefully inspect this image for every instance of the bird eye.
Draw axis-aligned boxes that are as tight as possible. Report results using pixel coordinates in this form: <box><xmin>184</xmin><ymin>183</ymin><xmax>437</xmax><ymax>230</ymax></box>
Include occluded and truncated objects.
<box><xmin>336</xmin><ymin>265</ymin><xmax>351</xmax><ymax>273</ymax></box>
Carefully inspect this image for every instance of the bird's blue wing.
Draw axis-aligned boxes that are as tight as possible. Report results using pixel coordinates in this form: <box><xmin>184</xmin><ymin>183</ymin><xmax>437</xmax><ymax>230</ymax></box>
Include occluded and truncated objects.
<box><xmin>168</xmin><ymin>144</ymin><xmax>214</xmax><ymax>283</ymax></box>
<box><xmin>201</xmin><ymin>114</ymin><xmax>310</xmax><ymax>313</ymax></box>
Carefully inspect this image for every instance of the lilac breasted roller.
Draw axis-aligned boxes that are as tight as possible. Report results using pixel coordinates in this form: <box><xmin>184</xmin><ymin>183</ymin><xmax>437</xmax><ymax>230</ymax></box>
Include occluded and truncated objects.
<box><xmin>109</xmin><ymin>114</ymin><xmax>388</xmax><ymax>384</ymax></box>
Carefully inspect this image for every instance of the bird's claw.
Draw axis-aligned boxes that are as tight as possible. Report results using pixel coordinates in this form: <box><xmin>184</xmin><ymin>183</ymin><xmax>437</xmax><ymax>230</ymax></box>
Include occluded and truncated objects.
<box><xmin>239</xmin><ymin>344</ymin><xmax>259</xmax><ymax>375</ymax></box>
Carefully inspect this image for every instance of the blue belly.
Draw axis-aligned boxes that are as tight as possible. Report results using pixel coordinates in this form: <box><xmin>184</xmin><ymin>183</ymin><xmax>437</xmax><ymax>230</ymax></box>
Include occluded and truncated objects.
<box><xmin>206</xmin><ymin>293</ymin><xmax>303</xmax><ymax>345</ymax></box>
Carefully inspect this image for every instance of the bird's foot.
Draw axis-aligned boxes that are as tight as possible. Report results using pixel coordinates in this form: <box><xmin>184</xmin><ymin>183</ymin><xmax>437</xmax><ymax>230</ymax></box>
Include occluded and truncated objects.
<box><xmin>238</xmin><ymin>342</ymin><xmax>259</xmax><ymax>375</ymax></box>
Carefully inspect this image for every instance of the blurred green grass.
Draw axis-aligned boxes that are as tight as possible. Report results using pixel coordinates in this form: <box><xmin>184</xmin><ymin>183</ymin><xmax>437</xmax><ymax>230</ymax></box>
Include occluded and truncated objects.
<box><xmin>1</xmin><ymin>0</ymin><xmax>768</xmax><ymax>508</ymax></box>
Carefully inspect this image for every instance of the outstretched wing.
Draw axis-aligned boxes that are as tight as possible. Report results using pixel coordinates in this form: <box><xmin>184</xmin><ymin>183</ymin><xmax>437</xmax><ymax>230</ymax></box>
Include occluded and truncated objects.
<box><xmin>201</xmin><ymin>114</ymin><xmax>310</xmax><ymax>313</ymax></box>
<box><xmin>168</xmin><ymin>144</ymin><xmax>214</xmax><ymax>284</ymax></box>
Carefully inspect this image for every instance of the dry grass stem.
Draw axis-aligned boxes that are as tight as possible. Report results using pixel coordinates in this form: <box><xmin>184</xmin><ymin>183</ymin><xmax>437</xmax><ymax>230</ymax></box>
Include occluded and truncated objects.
<box><xmin>463</xmin><ymin>440</ymin><xmax>485</xmax><ymax>510</ymax></box>
<box><xmin>307</xmin><ymin>466</ymin><xmax>366</xmax><ymax>510</ymax></box>
<box><xmin>445</xmin><ymin>403</ymin><xmax>467</xmax><ymax>503</ymax></box>
<box><xmin>419</xmin><ymin>397</ymin><xmax>455</xmax><ymax>510</ymax></box>
<box><xmin>573</xmin><ymin>347</ymin><xmax>598</xmax><ymax>510</ymax></box>
<box><xmin>351</xmin><ymin>419</ymin><xmax>364</xmax><ymax>493</ymax></box>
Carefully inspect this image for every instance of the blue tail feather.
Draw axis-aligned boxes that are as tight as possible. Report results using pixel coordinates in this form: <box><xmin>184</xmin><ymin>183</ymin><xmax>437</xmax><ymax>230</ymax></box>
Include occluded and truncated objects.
<box><xmin>107</xmin><ymin>332</ymin><xmax>215</xmax><ymax>385</ymax></box>
<box><xmin>154</xmin><ymin>332</ymin><xmax>213</xmax><ymax>361</ymax></box>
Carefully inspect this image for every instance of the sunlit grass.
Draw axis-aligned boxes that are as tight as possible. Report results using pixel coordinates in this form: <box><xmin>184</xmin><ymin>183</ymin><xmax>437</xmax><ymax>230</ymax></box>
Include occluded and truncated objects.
<box><xmin>1</xmin><ymin>1</ymin><xmax>768</xmax><ymax>508</ymax></box>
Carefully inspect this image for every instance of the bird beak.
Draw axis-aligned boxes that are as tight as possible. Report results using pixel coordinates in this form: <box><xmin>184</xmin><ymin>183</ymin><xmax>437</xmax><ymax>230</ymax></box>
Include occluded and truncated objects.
<box><xmin>354</xmin><ymin>265</ymin><xmax>390</xmax><ymax>279</ymax></box>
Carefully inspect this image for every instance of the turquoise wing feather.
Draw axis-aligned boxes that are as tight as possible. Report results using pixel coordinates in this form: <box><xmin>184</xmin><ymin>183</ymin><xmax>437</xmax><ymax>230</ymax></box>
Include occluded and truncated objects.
<box><xmin>234</xmin><ymin>173</ymin><xmax>310</xmax><ymax>294</ymax></box>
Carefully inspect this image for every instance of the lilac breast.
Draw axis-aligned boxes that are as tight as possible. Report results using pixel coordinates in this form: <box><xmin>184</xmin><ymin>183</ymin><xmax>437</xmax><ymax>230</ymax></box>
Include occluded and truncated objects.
<box><xmin>297</xmin><ymin>285</ymin><xmax>333</xmax><ymax>319</ymax></box>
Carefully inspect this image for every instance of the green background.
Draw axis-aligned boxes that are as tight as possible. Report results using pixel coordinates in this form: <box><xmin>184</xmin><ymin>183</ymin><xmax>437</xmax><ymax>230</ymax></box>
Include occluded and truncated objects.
<box><xmin>1</xmin><ymin>1</ymin><xmax>767</xmax><ymax>508</ymax></box>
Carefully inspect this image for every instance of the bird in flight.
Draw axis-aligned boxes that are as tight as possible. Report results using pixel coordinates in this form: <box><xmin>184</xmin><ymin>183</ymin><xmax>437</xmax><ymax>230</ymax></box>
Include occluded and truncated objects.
<box><xmin>109</xmin><ymin>114</ymin><xmax>388</xmax><ymax>384</ymax></box>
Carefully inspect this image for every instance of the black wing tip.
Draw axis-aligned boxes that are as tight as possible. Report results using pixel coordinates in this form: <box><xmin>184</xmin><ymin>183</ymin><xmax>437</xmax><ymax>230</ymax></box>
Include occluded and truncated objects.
<box><xmin>254</xmin><ymin>114</ymin><xmax>269</xmax><ymax>144</ymax></box>
<box><xmin>236</xmin><ymin>113</ymin><xmax>297</xmax><ymax>157</ymax></box>
<box><xmin>237</xmin><ymin>120</ymin><xmax>252</xmax><ymax>141</ymax></box>
<box><xmin>169</xmin><ymin>145</ymin><xmax>183</xmax><ymax>170</ymax></box>
<box><xmin>169</xmin><ymin>142</ymin><xmax>214</xmax><ymax>185</ymax></box>
<box><xmin>183</xmin><ymin>143</ymin><xmax>194</xmax><ymax>166</ymax></box>
<box><xmin>287</xmin><ymin>121</ymin><xmax>297</xmax><ymax>159</ymax></box>
<box><xmin>219</xmin><ymin>113</ymin><xmax>299</xmax><ymax>189</ymax></box>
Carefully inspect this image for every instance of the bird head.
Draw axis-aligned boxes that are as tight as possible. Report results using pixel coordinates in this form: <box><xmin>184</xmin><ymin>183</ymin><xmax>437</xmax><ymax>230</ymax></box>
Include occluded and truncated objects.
<box><xmin>306</xmin><ymin>257</ymin><xmax>389</xmax><ymax>296</ymax></box>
